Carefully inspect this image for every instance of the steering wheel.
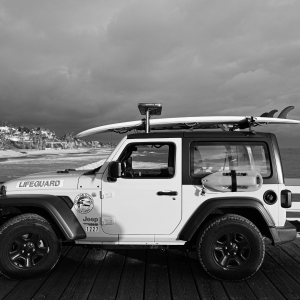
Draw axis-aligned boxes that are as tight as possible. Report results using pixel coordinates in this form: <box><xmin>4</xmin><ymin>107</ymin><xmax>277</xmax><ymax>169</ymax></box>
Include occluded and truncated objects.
<box><xmin>121</xmin><ymin>161</ymin><xmax>134</xmax><ymax>177</ymax></box>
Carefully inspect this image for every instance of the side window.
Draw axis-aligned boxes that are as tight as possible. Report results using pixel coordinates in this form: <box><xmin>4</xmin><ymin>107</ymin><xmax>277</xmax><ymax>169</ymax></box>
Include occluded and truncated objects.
<box><xmin>250</xmin><ymin>145</ymin><xmax>270</xmax><ymax>175</ymax></box>
<box><xmin>117</xmin><ymin>143</ymin><xmax>175</xmax><ymax>178</ymax></box>
<box><xmin>190</xmin><ymin>142</ymin><xmax>271</xmax><ymax>179</ymax></box>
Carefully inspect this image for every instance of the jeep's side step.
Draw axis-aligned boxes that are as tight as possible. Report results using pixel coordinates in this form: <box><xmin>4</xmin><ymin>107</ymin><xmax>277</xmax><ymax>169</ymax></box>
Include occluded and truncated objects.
<box><xmin>81</xmin><ymin>245</ymin><xmax>184</xmax><ymax>250</ymax></box>
<box><xmin>75</xmin><ymin>240</ymin><xmax>186</xmax><ymax>246</ymax></box>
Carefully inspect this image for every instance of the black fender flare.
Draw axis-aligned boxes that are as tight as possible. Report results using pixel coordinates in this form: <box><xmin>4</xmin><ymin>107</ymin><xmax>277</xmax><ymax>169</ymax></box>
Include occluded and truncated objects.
<box><xmin>179</xmin><ymin>197</ymin><xmax>275</xmax><ymax>241</ymax></box>
<box><xmin>0</xmin><ymin>194</ymin><xmax>86</xmax><ymax>240</ymax></box>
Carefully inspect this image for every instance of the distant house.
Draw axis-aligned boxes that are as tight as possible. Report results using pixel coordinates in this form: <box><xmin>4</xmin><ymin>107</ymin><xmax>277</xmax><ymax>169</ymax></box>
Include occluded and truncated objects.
<box><xmin>1</xmin><ymin>124</ymin><xmax>99</xmax><ymax>148</ymax></box>
<box><xmin>0</xmin><ymin>126</ymin><xmax>10</xmax><ymax>132</ymax></box>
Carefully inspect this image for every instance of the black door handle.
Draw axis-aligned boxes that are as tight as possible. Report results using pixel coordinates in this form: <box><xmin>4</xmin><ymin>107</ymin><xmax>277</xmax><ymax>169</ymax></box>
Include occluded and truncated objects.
<box><xmin>157</xmin><ymin>191</ymin><xmax>178</xmax><ymax>196</ymax></box>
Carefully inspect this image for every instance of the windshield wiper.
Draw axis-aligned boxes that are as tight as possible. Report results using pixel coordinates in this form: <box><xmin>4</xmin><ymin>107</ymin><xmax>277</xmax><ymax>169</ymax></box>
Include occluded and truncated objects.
<box><xmin>57</xmin><ymin>169</ymin><xmax>76</xmax><ymax>174</ymax></box>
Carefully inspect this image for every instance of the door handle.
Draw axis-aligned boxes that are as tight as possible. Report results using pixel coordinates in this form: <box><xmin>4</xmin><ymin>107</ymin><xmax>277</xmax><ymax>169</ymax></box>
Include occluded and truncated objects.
<box><xmin>157</xmin><ymin>191</ymin><xmax>178</xmax><ymax>196</ymax></box>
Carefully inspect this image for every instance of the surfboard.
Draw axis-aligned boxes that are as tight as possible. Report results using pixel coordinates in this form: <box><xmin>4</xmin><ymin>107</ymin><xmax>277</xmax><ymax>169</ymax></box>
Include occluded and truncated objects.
<box><xmin>76</xmin><ymin>115</ymin><xmax>300</xmax><ymax>138</ymax></box>
<box><xmin>202</xmin><ymin>170</ymin><xmax>263</xmax><ymax>193</ymax></box>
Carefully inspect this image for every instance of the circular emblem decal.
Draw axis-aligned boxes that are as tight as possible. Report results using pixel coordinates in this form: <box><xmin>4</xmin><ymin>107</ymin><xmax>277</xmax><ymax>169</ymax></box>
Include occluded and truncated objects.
<box><xmin>74</xmin><ymin>193</ymin><xmax>94</xmax><ymax>214</ymax></box>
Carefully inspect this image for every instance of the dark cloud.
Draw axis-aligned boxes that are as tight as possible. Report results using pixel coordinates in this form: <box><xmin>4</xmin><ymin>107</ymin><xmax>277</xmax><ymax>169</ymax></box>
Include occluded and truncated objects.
<box><xmin>0</xmin><ymin>0</ymin><xmax>300</xmax><ymax>144</ymax></box>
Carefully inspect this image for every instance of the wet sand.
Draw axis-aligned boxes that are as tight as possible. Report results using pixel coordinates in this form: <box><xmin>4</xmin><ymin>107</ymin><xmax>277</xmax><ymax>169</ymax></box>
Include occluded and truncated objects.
<box><xmin>0</xmin><ymin>148</ymin><xmax>99</xmax><ymax>158</ymax></box>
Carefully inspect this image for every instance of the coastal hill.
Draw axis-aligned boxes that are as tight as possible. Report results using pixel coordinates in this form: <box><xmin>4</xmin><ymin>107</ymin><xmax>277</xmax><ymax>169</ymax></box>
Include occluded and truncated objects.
<box><xmin>0</xmin><ymin>124</ymin><xmax>113</xmax><ymax>150</ymax></box>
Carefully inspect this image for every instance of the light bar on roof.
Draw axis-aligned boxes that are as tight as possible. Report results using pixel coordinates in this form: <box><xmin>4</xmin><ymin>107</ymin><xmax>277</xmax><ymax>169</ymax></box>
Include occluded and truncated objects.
<box><xmin>138</xmin><ymin>103</ymin><xmax>162</xmax><ymax>133</ymax></box>
<box><xmin>138</xmin><ymin>103</ymin><xmax>162</xmax><ymax>116</ymax></box>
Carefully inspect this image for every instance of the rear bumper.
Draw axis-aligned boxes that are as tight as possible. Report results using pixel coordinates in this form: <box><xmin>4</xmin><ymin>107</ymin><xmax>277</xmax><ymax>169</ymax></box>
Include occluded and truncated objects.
<box><xmin>269</xmin><ymin>221</ymin><xmax>297</xmax><ymax>245</ymax></box>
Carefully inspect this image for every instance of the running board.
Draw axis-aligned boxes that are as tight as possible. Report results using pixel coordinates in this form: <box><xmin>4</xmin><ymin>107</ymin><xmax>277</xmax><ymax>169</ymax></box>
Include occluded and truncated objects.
<box><xmin>75</xmin><ymin>240</ymin><xmax>186</xmax><ymax>245</ymax></box>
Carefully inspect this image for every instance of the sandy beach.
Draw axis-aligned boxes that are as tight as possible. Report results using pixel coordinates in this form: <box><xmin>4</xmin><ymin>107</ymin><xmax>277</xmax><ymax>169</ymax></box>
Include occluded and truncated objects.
<box><xmin>0</xmin><ymin>148</ymin><xmax>101</xmax><ymax>159</ymax></box>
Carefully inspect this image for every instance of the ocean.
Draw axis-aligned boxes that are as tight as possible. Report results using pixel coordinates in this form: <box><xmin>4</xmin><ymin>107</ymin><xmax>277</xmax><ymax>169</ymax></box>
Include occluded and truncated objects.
<box><xmin>0</xmin><ymin>149</ymin><xmax>112</xmax><ymax>182</ymax></box>
<box><xmin>0</xmin><ymin>148</ymin><xmax>299</xmax><ymax>183</ymax></box>
<box><xmin>280</xmin><ymin>148</ymin><xmax>300</xmax><ymax>178</ymax></box>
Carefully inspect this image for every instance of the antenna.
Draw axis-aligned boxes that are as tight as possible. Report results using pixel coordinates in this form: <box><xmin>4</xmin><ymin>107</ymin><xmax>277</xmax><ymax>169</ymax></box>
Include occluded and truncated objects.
<box><xmin>138</xmin><ymin>103</ymin><xmax>162</xmax><ymax>133</ymax></box>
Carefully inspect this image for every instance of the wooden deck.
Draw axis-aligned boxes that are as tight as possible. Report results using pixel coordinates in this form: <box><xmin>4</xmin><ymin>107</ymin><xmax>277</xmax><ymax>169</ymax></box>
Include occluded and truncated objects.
<box><xmin>1</xmin><ymin>239</ymin><xmax>300</xmax><ymax>299</ymax></box>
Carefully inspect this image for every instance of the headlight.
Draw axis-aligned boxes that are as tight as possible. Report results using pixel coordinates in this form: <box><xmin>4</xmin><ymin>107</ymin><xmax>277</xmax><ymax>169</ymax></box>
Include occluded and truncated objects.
<box><xmin>0</xmin><ymin>185</ymin><xmax>6</xmax><ymax>196</ymax></box>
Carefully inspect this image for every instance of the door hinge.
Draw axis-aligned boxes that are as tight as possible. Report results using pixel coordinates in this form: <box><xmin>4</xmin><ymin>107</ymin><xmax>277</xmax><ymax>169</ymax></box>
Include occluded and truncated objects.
<box><xmin>101</xmin><ymin>217</ymin><xmax>115</xmax><ymax>225</ymax></box>
<box><xmin>100</xmin><ymin>191</ymin><xmax>114</xmax><ymax>199</ymax></box>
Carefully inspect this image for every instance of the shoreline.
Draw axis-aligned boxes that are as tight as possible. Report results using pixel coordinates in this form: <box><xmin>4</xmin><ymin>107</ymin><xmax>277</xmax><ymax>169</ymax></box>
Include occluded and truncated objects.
<box><xmin>0</xmin><ymin>148</ymin><xmax>110</xmax><ymax>159</ymax></box>
<box><xmin>0</xmin><ymin>148</ymin><xmax>112</xmax><ymax>182</ymax></box>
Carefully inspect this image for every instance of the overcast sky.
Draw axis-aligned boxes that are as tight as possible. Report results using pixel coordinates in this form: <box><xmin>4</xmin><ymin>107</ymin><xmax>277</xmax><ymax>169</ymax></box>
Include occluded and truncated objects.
<box><xmin>1</xmin><ymin>0</ymin><xmax>300</xmax><ymax>146</ymax></box>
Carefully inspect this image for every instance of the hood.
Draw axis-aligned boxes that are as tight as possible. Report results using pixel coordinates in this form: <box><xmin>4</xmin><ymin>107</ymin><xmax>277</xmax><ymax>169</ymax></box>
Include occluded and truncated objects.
<box><xmin>5</xmin><ymin>170</ymin><xmax>87</xmax><ymax>193</ymax></box>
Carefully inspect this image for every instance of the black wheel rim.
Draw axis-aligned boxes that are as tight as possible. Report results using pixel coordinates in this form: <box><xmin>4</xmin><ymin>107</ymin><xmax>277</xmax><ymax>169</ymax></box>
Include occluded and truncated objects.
<box><xmin>8</xmin><ymin>232</ymin><xmax>49</xmax><ymax>269</ymax></box>
<box><xmin>213</xmin><ymin>231</ymin><xmax>251</xmax><ymax>270</ymax></box>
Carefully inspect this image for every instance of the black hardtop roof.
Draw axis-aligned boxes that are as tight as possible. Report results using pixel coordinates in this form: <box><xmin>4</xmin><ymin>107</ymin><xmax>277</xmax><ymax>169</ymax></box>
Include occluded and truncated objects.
<box><xmin>127</xmin><ymin>131</ymin><xmax>272</xmax><ymax>139</ymax></box>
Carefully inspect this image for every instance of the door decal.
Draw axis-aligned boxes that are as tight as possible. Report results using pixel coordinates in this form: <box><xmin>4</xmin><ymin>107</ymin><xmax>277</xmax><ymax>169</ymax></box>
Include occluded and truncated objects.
<box><xmin>74</xmin><ymin>193</ymin><xmax>94</xmax><ymax>214</ymax></box>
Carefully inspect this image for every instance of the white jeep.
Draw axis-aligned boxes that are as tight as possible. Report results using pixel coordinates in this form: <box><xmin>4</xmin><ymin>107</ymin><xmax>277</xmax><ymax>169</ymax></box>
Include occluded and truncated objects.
<box><xmin>0</xmin><ymin>103</ymin><xmax>299</xmax><ymax>281</ymax></box>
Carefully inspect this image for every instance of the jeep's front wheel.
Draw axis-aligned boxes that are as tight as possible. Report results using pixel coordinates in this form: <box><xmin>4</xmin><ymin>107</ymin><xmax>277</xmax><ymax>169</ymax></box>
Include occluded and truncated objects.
<box><xmin>197</xmin><ymin>214</ymin><xmax>265</xmax><ymax>281</ymax></box>
<box><xmin>0</xmin><ymin>214</ymin><xmax>61</xmax><ymax>280</ymax></box>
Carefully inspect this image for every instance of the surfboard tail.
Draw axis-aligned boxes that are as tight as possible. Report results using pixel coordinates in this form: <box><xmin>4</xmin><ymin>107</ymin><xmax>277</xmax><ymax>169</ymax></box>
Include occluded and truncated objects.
<box><xmin>260</xmin><ymin>106</ymin><xmax>294</xmax><ymax>119</ymax></box>
<box><xmin>278</xmin><ymin>106</ymin><xmax>294</xmax><ymax>119</ymax></box>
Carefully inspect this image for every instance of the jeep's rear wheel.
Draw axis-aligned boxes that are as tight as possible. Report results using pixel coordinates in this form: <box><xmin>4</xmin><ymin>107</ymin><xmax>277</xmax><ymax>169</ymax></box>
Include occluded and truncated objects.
<box><xmin>197</xmin><ymin>214</ymin><xmax>265</xmax><ymax>281</ymax></box>
<box><xmin>0</xmin><ymin>214</ymin><xmax>61</xmax><ymax>280</ymax></box>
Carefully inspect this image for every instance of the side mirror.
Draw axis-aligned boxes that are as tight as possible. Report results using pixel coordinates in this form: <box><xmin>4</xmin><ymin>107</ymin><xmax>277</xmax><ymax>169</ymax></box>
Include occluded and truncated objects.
<box><xmin>108</xmin><ymin>161</ymin><xmax>122</xmax><ymax>182</ymax></box>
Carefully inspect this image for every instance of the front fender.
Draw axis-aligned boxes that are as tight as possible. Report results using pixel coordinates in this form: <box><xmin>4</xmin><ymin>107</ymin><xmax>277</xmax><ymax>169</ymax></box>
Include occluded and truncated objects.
<box><xmin>0</xmin><ymin>194</ymin><xmax>86</xmax><ymax>240</ymax></box>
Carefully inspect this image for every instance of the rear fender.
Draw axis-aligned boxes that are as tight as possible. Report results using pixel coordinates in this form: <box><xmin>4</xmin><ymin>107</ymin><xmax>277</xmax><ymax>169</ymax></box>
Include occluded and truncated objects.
<box><xmin>179</xmin><ymin>197</ymin><xmax>275</xmax><ymax>241</ymax></box>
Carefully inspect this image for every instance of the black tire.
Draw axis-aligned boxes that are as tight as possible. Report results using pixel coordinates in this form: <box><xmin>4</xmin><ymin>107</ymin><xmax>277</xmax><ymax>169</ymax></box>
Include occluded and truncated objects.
<box><xmin>196</xmin><ymin>214</ymin><xmax>265</xmax><ymax>281</ymax></box>
<box><xmin>0</xmin><ymin>213</ymin><xmax>61</xmax><ymax>280</ymax></box>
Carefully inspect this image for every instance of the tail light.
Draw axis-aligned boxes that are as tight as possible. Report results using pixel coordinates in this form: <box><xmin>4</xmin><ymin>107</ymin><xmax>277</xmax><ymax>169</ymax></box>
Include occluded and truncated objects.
<box><xmin>281</xmin><ymin>189</ymin><xmax>292</xmax><ymax>208</ymax></box>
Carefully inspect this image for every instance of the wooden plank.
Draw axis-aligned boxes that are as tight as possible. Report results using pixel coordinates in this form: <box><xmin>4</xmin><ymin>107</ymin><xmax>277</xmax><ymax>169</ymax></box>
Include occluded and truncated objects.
<box><xmin>116</xmin><ymin>249</ymin><xmax>146</xmax><ymax>300</ymax></box>
<box><xmin>167</xmin><ymin>249</ymin><xmax>200</xmax><ymax>300</ymax></box>
<box><xmin>6</xmin><ymin>243</ymin><xmax>300</xmax><ymax>300</ymax></box>
<box><xmin>187</xmin><ymin>251</ymin><xmax>228</xmax><ymax>300</ymax></box>
<box><xmin>88</xmin><ymin>250</ymin><xmax>126</xmax><ymax>300</ymax></box>
<box><xmin>280</xmin><ymin>241</ymin><xmax>300</xmax><ymax>263</ymax></box>
<box><xmin>222</xmin><ymin>280</ymin><xmax>256</xmax><ymax>300</ymax></box>
<box><xmin>31</xmin><ymin>246</ymin><xmax>88</xmax><ymax>300</ymax></box>
<box><xmin>60</xmin><ymin>249</ymin><xmax>107</xmax><ymax>300</ymax></box>
<box><xmin>261</xmin><ymin>252</ymin><xmax>300</xmax><ymax>300</ymax></box>
<box><xmin>267</xmin><ymin>245</ymin><xmax>300</xmax><ymax>285</ymax></box>
<box><xmin>292</xmin><ymin>238</ymin><xmax>300</xmax><ymax>249</ymax></box>
<box><xmin>2</xmin><ymin>246</ymin><xmax>71</xmax><ymax>300</ymax></box>
<box><xmin>144</xmin><ymin>250</ymin><xmax>171</xmax><ymax>300</ymax></box>
<box><xmin>0</xmin><ymin>275</ymin><xmax>20</xmax><ymax>299</ymax></box>
<box><xmin>246</xmin><ymin>270</ymin><xmax>286</xmax><ymax>300</ymax></box>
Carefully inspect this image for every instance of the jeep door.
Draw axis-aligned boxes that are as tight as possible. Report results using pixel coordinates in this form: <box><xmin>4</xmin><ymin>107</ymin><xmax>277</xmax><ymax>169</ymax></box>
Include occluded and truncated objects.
<box><xmin>101</xmin><ymin>138</ymin><xmax>182</xmax><ymax>235</ymax></box>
